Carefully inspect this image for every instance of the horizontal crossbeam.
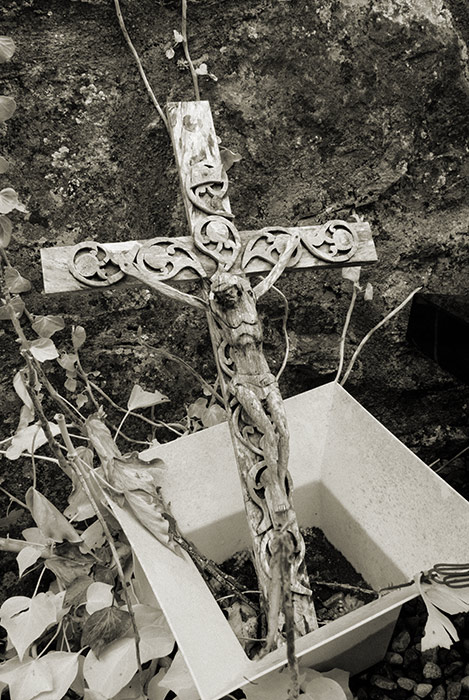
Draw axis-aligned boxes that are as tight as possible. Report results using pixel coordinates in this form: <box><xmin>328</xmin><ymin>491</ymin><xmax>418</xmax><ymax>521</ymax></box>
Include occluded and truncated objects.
<box><xmin>40</xmin><ymin>221</ymin><xmax>376</xmax><ymax>294</ymax></box>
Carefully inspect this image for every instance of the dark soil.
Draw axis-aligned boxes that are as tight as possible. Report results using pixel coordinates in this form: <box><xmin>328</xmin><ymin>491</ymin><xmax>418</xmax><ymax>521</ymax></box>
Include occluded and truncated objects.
<box><xmin>220</xmin><ymin>526</ymin><xmax>377</xmax><ymax>640</ymax></box>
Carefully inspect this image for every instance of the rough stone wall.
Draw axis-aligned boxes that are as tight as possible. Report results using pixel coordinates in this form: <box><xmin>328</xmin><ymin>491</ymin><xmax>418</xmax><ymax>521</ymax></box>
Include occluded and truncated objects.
<box><xmin>1</xmin><ymin>0</ymin><xmax>468</xmax><ymax>593</ymax></box>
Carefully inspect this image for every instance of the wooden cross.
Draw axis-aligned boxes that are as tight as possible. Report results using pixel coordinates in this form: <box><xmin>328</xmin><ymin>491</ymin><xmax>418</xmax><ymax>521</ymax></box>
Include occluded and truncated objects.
<box><xmin>41</xmin><ymin>101</ymin><xmax>377</xmax><ymax>644</ymax></box>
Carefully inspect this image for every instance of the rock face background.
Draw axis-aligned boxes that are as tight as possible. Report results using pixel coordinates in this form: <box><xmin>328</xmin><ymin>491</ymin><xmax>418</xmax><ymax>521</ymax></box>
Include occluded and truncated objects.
<box><xmin>0</xmin><ymin>0</ymin><xmax>468</xmax><ymax>597</ymax></box>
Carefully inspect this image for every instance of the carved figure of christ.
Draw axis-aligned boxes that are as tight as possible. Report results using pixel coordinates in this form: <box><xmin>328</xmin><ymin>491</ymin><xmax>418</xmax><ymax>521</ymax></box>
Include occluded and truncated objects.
<box><xmin>41</xmin><ymin>100</ymin><xmax>377</xmax><ymax>647</ymax></box>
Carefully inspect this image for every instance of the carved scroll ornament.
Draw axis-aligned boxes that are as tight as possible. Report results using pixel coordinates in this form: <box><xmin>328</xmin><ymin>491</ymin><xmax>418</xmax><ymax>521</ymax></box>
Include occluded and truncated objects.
<box><xmin>186</xmin><ymin>161</ymin><xmax>233</xmax><ymax>219</ymax></box>
<box><xmin>301</xmin><ymin>219</ymin><xmax>358</xmax><ymax>263</ymax></box>
<box><xmin>135</xmin><ymin>238</ymin><xmax>207</xmax><ymax>280</ymax></box>
<box><xmin>241</xmin><ymin>228</ymin><xmax>302</xmax><ymax>273</ymax></box>
<box><xmin>69</xmin><ymin>242</ymin><xmax>125</xmax><ymax>287</ymax></box>
<box><xmin>194</xmin><ymin>216</ymin><xmax>241</xmax><ymax>272</ymax></box>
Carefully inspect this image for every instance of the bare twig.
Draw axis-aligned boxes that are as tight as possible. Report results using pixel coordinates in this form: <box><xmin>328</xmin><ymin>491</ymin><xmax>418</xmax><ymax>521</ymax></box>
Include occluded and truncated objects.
<box><xmin>56</xmin><ymin>415</ymin><xmax>144</xmax><ymax>678</ymax></box>
<box><xmin>113</xmin><ymin>0</ymin><xmax>169</xmax><ymax>131</ymax></box>
<box><xmin>435</xmin><ymin>443</ymin><xmax>469</xmax><ymax>474</ymax></box>
<box><xmin>340</xmin><ymin>287</ymin><xmax>422</xmax><ymax>386</ymax></box>
<box><xmin>181</xmin><ymin>0</ymin><xmax>201</xmax><ymax>100</ymax></box>
<box><xmin>335</xmin><ymin>283</ymin><xmax>358</xmax><ymax>383</ymax></box>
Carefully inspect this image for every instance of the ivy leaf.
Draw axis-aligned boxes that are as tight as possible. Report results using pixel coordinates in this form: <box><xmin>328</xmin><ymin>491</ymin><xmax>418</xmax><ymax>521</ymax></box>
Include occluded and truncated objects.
<box><xmin>0</xmin><ymin>592</ymin><xmax>61</xmax><ymax>660</ymax></box>
<box><xmin>57</xmin><ymin>352</ymin><xmax>78</xmax><ymax>371</ymax></box>
<box><xmin>4</xmin><ymin>267</ymin><xmax>31</xmax><ymax>293</ymax></box>
<box><xmin>0</xmin><ymin>214</ymin><xmax>12</xmax><ymax>247</ymax></box>
<box><xmin>64</xmin><ymin>575</ymin><xmax>93</xmax><ymax>608</ymax></box>
<box><xmin>5</xmin><ymin>420</ymin><xmax>60</xmax><ymax>460</ymax></box>
<box><xmin>13</xmin><ymin>370</ymin><xmax>34</xmax><ymax>412</ymax></box>
<box><xmin>195</xmin><ymin>62</ymin><xmax>208</xmax><ymax>75</ymax></box>
<box><xmin>0</xmin><ymin>37</ymin><xmax>16</xmax><ymax>63</ymax></box>
<box><xmin>0</xmin><ymin>187</ymin><xmax>27</xmax><ymax>213</ymax></box>
<box><xmin>0</xmin><ymin>97</ymin><xmax>16</xmax><ymax>123</ymax></box>
<box><xmin>301</xmin><ymin>668</ymin><xmax>349</xmax><ymax>700</ymax></box>
<box><xmin>342</xmin><ymin>266</ymin><xmax>361</xmax><ymax>284</ymax></box>
<box><xmin>0</xmin><ymin>155</ymin><xmax>10</xmax><ymax>173</ymax></box>
<box><xmin>72</xmin><ymin>324</ymin><xmax>86</xmax><ymax>350</ymax></box>
<box><xmin>17</xmin><ymin>545</ymin><xmax>43</xmax><ymax>577</ymax></box>
<box><xmin>83</xmin><ymin>605</ymin><xmax>174</xmax><ymax>696</ymax></box>
<box><xmin>82</xmin><ymin>606</ymin><xmax>131</xmax><ymax>658</ymax></box>
<box><xmin>173</xmin><ymin>29</ymin><xmax>183</xmax><ymax>44</ymax></box>
<box><xmin>0</xmin><ymin>651</ymin><xmax>80</xmax><ymax>700</ymax></box>
<box><xmin>29</xmin><ymin>338</ymin><xmax>59</xmax><ymax>362</ymax></box>
<box><xmin>127</xmin><ymin>384</ymin><xmax>169</xmax><ymax>411</ymax></box>
<box><xmin>80</xmin><ymin>520</ymin><xmax>105</xmax><ymax>552</ymax></box>
<box><xmin>44</xmin><ymin>553</ymin><xmax>93</xmax><ymax>588</ymax></box>
<box><xmin>0</xmin><ymin>656</ymin><xmax>53</xmax><ymax>700</ymax></box>
<box><xmin>31</xmin><ymin>315</ymin><xmax>65</xmax><ymax>338</ymax></box>
<box><xmin>0</xmin><ymin>295</ymin><xmax>24</xmax><ymax>320</ymax></box>
<box><xmin>85</xmin><ymin>582</ymin><xmax>114</xmax><ymax>616</ymax></box>
<box><xmin>155</xmin><ymin>651</ymin><xmax>199</xmax><ymax>700</ymax></box>
<box><xmin>25</xmin><ymin>487</ymin><xmax>82</xmax><ymax>543</ymax></box>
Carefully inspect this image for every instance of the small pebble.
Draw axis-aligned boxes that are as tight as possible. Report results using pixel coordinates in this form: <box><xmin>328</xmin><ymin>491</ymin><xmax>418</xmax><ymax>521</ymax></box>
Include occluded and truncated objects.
<box><xmin>415</xmin><ymin>684</ymin><xmax>433</xmax><ymax>698</ymax></box>
<box><xmin>431</xmin><ymin>686</ymin><xmax>446</xmax><ymax>700</ymax></box>
<box><xmin>371</xmin><ymin>675</ymin><xmax>397</xmax><ymax>691</ymax></box>
<box><xmin>422</xmin><ymin>649</ymin><xmax>439</xmax><ymax>663</ymax></box>
<box><xmin>461</xmin><ymin>677</ymin><xmax>469</xmax><ymax>692</ymax></box>
<box><xmin>446</xmin><ymin>662</ymin><xmax>464</xmax><ymax>677</ymax></box>
<box><xmin>398</xmin><ymin>677</ymin><xmax>417</xmax><ymax>691</ymax></box>
<box><xmin>386</xmin><ymin>652</ymin><xmax>404</xmax><ymax>665</ymax></box>
<box><xmin>423</xmin><ymin>662</ymin><xmax>443</xmax><ymax>680</ymax></box>
<box><xmin>392</xmin><ymin>630</ymin><xmax>412</xmax><ymax>653</ymax></box>
<box><xmin>447</xmin><ymin>682</ymin><xmax>462</xmax><ymax>700</ymax></box>
<box><xmin>404</xmin><ymin>648</ymin><xmax>420</xmax><ymax>667</ymax></box>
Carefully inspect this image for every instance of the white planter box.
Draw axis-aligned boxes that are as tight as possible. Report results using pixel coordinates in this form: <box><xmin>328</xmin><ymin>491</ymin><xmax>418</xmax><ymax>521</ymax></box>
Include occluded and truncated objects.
<box><xmin>115</xmin><ymin>382</ymin><xmax>469</xmax><ymax>700</ymax></box>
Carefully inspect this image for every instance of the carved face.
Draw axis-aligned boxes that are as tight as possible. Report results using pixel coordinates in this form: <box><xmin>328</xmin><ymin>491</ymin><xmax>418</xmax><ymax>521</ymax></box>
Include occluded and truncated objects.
<box><xmin>210</xmin><ymin>272</ymin><xmax>251</xmax><ymax>309</ymax></box>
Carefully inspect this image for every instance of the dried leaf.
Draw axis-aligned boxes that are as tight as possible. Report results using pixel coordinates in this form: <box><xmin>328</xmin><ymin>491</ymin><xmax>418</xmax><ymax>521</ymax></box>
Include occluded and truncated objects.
<box><xmin>85</xmin><ymin>414</ymin><xmax>121</xmax><ymax>462</ymax></box>
<box><xmin>0</xmin><ymin>592</ymin><xmax>61</xmax><ymax>660</ymax></box>
<box><xmin>0</xmin><ymin>155</ymin><xmax>9</xmax><ymax>173</ymax></box>
<box><xmin>110</xmin><ymin>453</ymin><xmax>165</xmax><ymax>495</ymax></box>
<box><xmin>220</xmin><ymin>147</ymin><xmax>242</xmax><ymax>172</ymax></box>
<box><xmin>29</xmin><ymin>337</ymin><xmax>59</xmax><ymax>362</ymax></box>
<box><xmin>127</xmin><ymin>384</ymin><xmax>169</xmax><ymax>411</ymax></box>
<box><xmin>4</xmin><ymin>267</ymin><xmax>31</xmax><ymax>293</ymax></box>
<box><xmin>5</xmin><ymin>421</ymin><xmax>60</xmax><ymax>460</ymax></box>
<box><xmin>31</xmin><ymin>315</ymin><xmax>65</xmax><ymax>338</ymax></box>
<box><xmin>420</xmin><ymin>580</ymin><xmax>469</xmax><ymax>615</ymax></box>
<box><xmin>72</xmin><ymin>325</ymin><xmax>86</xmax><ymax>350</ymax></box>
<box><xmin>0</xmin><ymin>37</ymin><xmax>15</xmax><ymax>63</ymax></box>
<box><xmin>16</xmin><ymin>545</ymin><xmax>42</xmax><ymax>577</ymax></box>
<box><xmin>0</xmin><ymin>96</ymin><xmax>16</xmax><ymax>123</ymax></box>
<box><xmin>0</xmin><ymin>214</ymin><xmax>12</xmax><ymax>247</ymax></box>
<box><xmin>122</xmin><ymin>489</ymin><xmax>175</xmax><ymax>552</ymax></box>
<box><xmin>26</xmin><ymin>487</ymin><xmax>82</xmax><ymax>543</ymax></box>
<box><xmin>86</xmin><ymin>582</ymin><xmax>114</xmax><ymax>615</ymax></box>
<box><xmin>364</xmin><ymin>282</ymin><xmax>373</xmax><ymax>301</ymax></box>
<box><xmin>416</xmin><ymin>574</ymin><xmax>460</xmax><ymax>651</ymax></box>
<box><xmin>82</xmin><ymin>607</ymin><xmax>131</xmax><ymax>658</ymax></box>
<box><xmin>0</xmin><ymin>295</ymin><xmax>24</xmax><ymax>320</ymax></box>
<box><xmin>225</xmin><ymin>601</ymin><xmax>257</xmax><ymax>653</ymax></box>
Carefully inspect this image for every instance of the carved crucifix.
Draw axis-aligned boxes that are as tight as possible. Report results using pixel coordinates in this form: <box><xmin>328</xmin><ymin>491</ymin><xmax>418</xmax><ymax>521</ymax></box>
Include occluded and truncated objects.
<box><xmin>41</xmin><ymin>101</ymin><xmax>377</xmax><ymax>645</ymax></box>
